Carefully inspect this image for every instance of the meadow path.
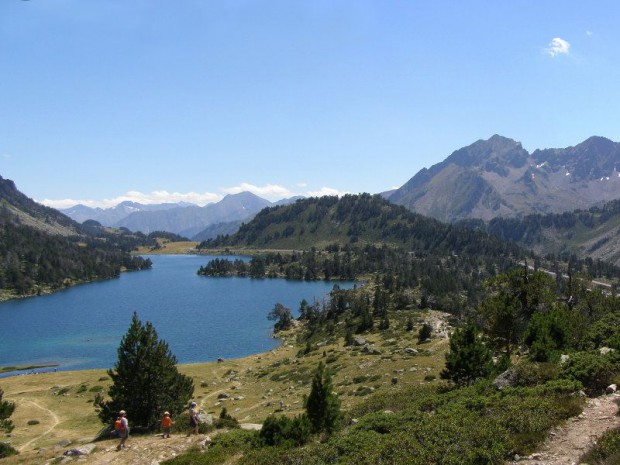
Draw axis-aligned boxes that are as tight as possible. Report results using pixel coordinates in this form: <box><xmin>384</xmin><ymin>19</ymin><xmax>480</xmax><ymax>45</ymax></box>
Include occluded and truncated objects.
<box><xmin>17</xmin><ymin>400</ymin><xmax>60</xmax><ymax>452</ymax></box>
<box><xmin>509</xmin><ymin>393</ymin><xmax>620</xmax><ymax>465</ymax></box>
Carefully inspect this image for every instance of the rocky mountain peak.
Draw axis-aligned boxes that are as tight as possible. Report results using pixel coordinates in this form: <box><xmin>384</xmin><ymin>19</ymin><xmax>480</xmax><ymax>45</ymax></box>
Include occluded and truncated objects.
<box><xmin>446</xmin><ymin>135</ymin><xmax>527</xmax><ymax>169</ymax></box>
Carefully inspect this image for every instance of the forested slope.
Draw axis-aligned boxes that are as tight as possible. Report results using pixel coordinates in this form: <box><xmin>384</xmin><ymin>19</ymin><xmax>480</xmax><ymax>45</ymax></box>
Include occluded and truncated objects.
<box><xmin>0</xmin><ymin>175</ymin><xmax>152</xmax><ymax>298</ymax></box>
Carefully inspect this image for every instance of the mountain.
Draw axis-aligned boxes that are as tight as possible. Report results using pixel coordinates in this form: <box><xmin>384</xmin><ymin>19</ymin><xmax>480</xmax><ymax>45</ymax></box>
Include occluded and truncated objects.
<box><xmin>61</xmin><ymin>201</ymin><xmax>193</xmax><ymax>226</ymax></box>
<box><xmin>389</xmin><ymin>135</ymin><xmax>620</xmax><ymax>223</ymax></box>
<box><xmin>460</xmin><ymin>197</ymin><xmax>620</xmax><ymax>267</ymax></box>
<box><xmin>0</xmin><ymin>175</ymin><xmax>152</xmax><ymax>298</ymax></box>
<box><xmin>112</xmin><ymin>192</ymin><xmax>271</xmax><ymax>238</ymax></box>
<box><xmin>199</xmin><ymin>193</ymin><xmax>524</xmax><ymax>259</ymax></box>
<box><xmin>189</xmin><ymin>195</ymin><xmax>304</xmax><ymax>241</ymax></box>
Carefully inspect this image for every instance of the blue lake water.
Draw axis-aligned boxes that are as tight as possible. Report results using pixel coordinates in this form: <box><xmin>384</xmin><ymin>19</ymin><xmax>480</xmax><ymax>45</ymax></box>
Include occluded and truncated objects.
<box><xmin>0</xmin><ymin>255</ymin><xmax>354</xmax><ymax>376</ymax></box>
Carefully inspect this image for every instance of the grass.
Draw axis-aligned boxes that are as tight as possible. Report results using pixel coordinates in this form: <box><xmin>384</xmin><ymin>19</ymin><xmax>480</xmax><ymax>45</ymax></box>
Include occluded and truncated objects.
<box><xmin>0</xmin><ymin>365</ymin><xmax>59</xmax><ymax>374</ymax></box>
<box><xmin>0</xmin><ymin>310</ymin><xmax>449</xmax><ymax>456</ymax></box>
<box><xmin>133</xmin><ymin>240</ymin><xmax>199</xmax><ymax>255</ymax></box>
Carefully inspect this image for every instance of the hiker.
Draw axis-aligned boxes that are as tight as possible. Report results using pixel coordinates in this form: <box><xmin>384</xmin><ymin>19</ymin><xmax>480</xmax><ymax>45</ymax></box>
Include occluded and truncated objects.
<box><xmin>189</xmin><ymin>401</ymin><xmax>199</xmax><ymax>435</ymax></box>
<box><xmin>116</xmin><ymin>410</ymin><xmax>129</xmax><ymax>451</ymax></box>
<box><xmin>161</xmin><ymin>411</ymin><xmax>173</xmax><ymax>438</ymax></box>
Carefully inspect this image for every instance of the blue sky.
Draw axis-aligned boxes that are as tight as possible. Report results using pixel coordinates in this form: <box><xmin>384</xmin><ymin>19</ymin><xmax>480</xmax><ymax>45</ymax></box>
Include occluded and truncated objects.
<box><xmin>1</xmin><ymin>1</ymin><xmax>619</xmax><ymax>208</ymax></box>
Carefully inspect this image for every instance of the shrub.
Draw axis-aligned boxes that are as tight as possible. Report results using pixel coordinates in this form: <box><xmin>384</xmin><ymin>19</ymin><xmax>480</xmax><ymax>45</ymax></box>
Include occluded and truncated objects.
<box><xmin>417</xmin><ymin>323</ymin><xmax>433</xmax><ymax>343</ymax></box>
<box><xmin>560</xmin><ymin>351</ymin><xmax>619</xmax><ymax>395</ymax></box>
<box><xmin>511</xmin><ymin>361</ymin><xmax>560</xmax><ymax>387</ymax></box>
<box><xmin>27</xmin><ymin>419</ymin><xmax>40</xmax><ymax>426</ymax></box>
<box><xmin>0</xmin><ymin>442</ymin><xmax>17</xmax><ymax>459</ymax></box>
<box><xmin>580</xmin><ymin>427</ymin><xmax>620</xmax><ymax>465</ymax></box>
<box><xmin>259</xmin><ymin>415</ymin><xmax>312</xmax><ymax>447</ymax></box>
<box><xmin>216</xmin><ymin>408</ymin><xmax>239</xmax><ymax>429</ymax></box>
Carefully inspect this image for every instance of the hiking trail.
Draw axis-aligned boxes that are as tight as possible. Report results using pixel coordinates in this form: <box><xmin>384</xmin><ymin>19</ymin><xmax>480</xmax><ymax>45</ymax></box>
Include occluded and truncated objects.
<box><xmin>509</xmin><ymin>393</ymin><xmax>620</xmax><ymax>465</ymax></box>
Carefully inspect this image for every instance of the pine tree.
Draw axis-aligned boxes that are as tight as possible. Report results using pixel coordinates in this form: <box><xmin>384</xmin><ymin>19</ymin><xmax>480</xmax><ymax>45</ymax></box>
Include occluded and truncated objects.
<box><xmin>441</xmin><ymin>321</ymin><xmax>492</xmax><ymax>386</ymax></box>
<box><xmin>305</xmin><ymin>362</ymin><xmax>341</xmax><ymax>434</ymax></box>
<box><xmin>418</xmin><ymin>323</ymin><xmax>433</xmax><ymax>344</ymax></box>
<box><xmin>0</xmin><ymin>387</ymin><xmax>16</xmax><ymax>458</ymax></box>
<box><xmin>0</xmin><ymin>388</ymin><xmax>15</xmax><ymax>433</ymax></box>
<box><xmin>96</xmin><ymin>312</ymin><xmax>194</xmax><ymax>430</ymax></box>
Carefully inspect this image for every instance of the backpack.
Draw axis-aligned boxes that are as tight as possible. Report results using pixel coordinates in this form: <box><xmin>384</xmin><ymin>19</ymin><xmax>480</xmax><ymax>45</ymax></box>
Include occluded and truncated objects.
<box><xmin>114</xmin><ymin>418</ymin><xmax>124</xmax><ymax>431</ymax></box>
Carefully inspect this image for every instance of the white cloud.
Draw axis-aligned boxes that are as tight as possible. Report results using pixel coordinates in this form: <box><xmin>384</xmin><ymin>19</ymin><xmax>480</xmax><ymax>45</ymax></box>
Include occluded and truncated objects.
<box><xmin>545</xmin><ymin>37</ymin><xmax>570</xmax><ymax>57</ymax></box>
<box><xmin>221</xmin><ymin>183</ymin><xmax>295</xmax><ymax>200</ymax></box>
<box><xmin>586</xmin><ymin>30</ymin><xmax>593</xmax><ymax>37</ymax></box>
<box><xmin>305</xmin><ymin>187</ymin><xmax>348</xmax><ymax>198</ymax></box>
<box><xmin>39</xmin><ymin>183</ymin><xmax>351</xmax><ymax>210</ymax></box>
<box><xmin>1</xmin><ymin>153</ymin><xmax>10</xmax><ymax>159</ymax></box>
<box><xmin>40</xmin><ymin>190</ymin><xmax>223</xmax><ymax>209</ymax></box>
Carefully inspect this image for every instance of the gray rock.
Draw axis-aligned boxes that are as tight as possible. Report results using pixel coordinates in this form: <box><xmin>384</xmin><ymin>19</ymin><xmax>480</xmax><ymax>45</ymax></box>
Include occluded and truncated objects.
<box><xmin>606</xmin><ymin>384</ymin><xmax>617</xmax><ymax>393</ymax></box>
<box><xmin>492</xmin><ymin>368</ymin><xmax>518</xmax><ymax>390</ymax></box>
<box><xmin>353</xmin><ymin>336</ymin><xmax>367</xmax><ymax>346</ymax></box>
<box><xmin>600</xmin><ymin>347</ymin><xmax>615</xmax><ymax>355</ymax></box>
<box><xmin>196</xmin><ymin>413</ymin><xmax>213</xmax><ymax>425</ymax></box>
<box><xmin>405</xmin><ymin>347</ymin><xmax>419</xmax><ymax>355</ymax></box>
<box><xmin>560</xmin><ymin>354</ymin><xmax>570</xmax><ymax>364</ymax></box>
<box><xmin>63</xmin><ymin>444</ymin><xmax>96</xmax><ymax>456</ymax></box>
<box><xmin>217</xmin><ymin>392</ymin><xmax>230</xmax><ymax>399</ymax></box>
<box><xmin>55</xmin><ymin>439</ymin><xmax>72</xmax><ymax>448</ymax></box>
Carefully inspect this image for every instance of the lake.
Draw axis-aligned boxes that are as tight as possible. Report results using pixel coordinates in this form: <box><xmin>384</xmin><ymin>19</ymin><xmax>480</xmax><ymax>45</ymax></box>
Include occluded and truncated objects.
<box><xmin>0</xmin><ymin>255</ymin><xmax>354</xmax><ymax>376</ymax></box>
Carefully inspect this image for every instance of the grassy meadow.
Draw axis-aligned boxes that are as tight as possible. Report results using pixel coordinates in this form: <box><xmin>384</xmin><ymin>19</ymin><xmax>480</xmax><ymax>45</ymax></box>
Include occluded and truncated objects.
<box><xmin>0</xmin><ymin>309</ymin><xmax>449</xmax><ymax>459</ymax></box>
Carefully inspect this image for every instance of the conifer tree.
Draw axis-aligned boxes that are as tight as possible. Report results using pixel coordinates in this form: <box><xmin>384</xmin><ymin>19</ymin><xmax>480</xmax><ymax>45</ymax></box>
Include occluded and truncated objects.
<box><xmin>441</xmin><ymin>321</ymin><xmax>492</xmax><ymax>386</ymax></box>
<box><xmin>0</xmin><ymin>388</ymin><xmax>15</xmax><ymax>433</ymax></box>
<box><xmin>96</xmin><ymin>313</ymin><xmax>194</xmax><ymax>430</ymax></box>
<box><xmin>0</xmin><ymin>387</ymin><xmax>16</xmax><ymax>458</ymax></box>
<box><xmin>305</xmin><ymin>362</ymin><xmax>341</xmax><ymax>434</ymax></box>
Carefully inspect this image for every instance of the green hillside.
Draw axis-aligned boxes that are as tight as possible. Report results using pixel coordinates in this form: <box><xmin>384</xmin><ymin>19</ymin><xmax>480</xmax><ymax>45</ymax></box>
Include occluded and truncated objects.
<box><xmin>199</xmin><ymin>193</ymin><xmax>524</xmax><ymax>257</ymax></box>
<box><xmin>0</xmin><ymin>175</ymin><xmax>153</xmax><ymax>299</ymax></box>
<box><xmin>470</xmin><ymin>198</ymin><xmax>620</xmax><ymax>267</ymax></box>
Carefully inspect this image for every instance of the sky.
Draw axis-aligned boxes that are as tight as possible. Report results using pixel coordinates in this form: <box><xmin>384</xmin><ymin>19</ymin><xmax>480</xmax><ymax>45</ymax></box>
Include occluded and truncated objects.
<box><xmin>1</xmin><ymin>1</ymin><xmax>620</xmax><ymax>209</ymax></box>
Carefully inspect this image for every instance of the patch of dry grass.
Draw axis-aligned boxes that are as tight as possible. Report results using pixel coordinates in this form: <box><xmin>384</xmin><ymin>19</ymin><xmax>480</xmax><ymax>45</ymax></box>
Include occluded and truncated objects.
<box><xmin>0</xmin><ymin>311</ymin><xmax>450</xmax><ymax>462</ymax></box>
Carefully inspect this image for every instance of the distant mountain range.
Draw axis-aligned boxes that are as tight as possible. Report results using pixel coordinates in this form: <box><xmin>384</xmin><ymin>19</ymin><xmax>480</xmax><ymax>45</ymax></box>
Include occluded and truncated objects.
<box><xmin>61</xmin><ymin>193</ymin><xmax>304</xmax><ymax>240</ymax></box>
<box><xmin>389</xmin><ymin>135</ymin><xmax>620</xmax><ymax>223</ymax></box>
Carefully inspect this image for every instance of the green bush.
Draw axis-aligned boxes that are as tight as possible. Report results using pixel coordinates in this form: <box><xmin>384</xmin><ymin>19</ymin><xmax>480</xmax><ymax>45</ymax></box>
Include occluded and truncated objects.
<box><xmin>0</xmin><ymin>442</ymin><xmax>17</xmax><ymax>458</ymax></box>
<box><xmin>511</xmin><ymin>361</ymin><xmax>560</xmax><ymax>387</ymax></box>
<box><xmin>581</xmin><ymin>426</ymin><xmax>620</xmax><ymax>465</ymax></box>
<box><xmin>259</xmin><ymin>414</ymin><xmax>312</xmax><ymax>447</ymax></box>
<box><xmin>27</xmin><ymin>419</ymin><xmax>40</xmax><ymax>426</ymax></box>
<box><xmin>560</xmin><ymin>351</ymin><xmax>619</xmax><ymax>395</ymax></box>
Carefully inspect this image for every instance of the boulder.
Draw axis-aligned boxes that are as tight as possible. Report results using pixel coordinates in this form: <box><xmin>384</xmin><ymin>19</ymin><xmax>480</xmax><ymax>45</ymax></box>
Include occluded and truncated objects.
<box><xmin>405</xmin><ymin>347</ymin><xmax>419</xmax><ymax>355</ymax></box>
<box><xmin>606</xmin><ymin>384</ymin><xmax>617</xmax><ymax>394</ymax></box>
<box><xmin>492</xmin><ymin>368</ymin><xmax>518</xmax><ymax>390</ymax></box>
<box><xmin>197</xmin><ymin>413</ymin><xmax>213</xmax><ymax>425</ymax></box>
<box><xmin>600</xmin><ymin>347</ymin><xmax>615</xmax><ymax>355</ymax></box>
<box><xmin>217</xmin><ymin>392</ymin><xmax>230</xmax><ymax>399</ymax></box>
<box><xmin>353</xmin><ymin>336</ymin><xmax>367</xmax><ymax>346</ymax></box>
<box><xmin>63</xmin><ymin>444</ymin><xmax>96</xmax><ymax>456</ymax></box>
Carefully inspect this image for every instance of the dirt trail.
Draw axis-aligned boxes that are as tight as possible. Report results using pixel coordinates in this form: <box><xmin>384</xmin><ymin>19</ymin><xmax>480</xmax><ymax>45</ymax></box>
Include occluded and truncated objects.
<box><xmin>18</xmin><ymin>400</ymin><xmax>60</xmax><ymax>452</ymax></box>
<box><xmin>509</xmin><ymin>393</ymin><xmax>620</xmax><ymax>465</ymax></box>
<box><xmin>85</xmin><ymin>433</ymin><xmax>212</xmax><ymax>465</ymax></box>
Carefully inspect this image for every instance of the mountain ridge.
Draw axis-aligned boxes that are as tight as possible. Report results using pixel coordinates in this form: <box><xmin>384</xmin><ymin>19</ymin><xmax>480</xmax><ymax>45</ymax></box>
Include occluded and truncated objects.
<box><xmin>389</xmin><ymin>135</ymin><xmax>620</xmax><ymax>222</ymax></box>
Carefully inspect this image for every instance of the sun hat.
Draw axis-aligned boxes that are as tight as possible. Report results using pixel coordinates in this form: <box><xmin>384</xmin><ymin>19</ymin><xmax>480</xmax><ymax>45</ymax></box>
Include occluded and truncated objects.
<box><xmin>164</xmin><ymin>411</ymin><xmax>170</xmax><ymax>415</ymax></box>
<box><xmin>190</xmin><ymin>401</ymin><xmax>197</xmax><ymax>406</ymax></box>
<box><xmin>119</xmin><ymin>410</ymin><xmax>126</xmax><ymax>415</ymax></box>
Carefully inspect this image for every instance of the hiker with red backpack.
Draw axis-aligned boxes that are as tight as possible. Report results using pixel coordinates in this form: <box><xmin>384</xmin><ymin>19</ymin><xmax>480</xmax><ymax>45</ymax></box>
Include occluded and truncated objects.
<box><xmin>115</xmin><ymin>410</ymin><xmax>129</xmax><ymax>451</ymax></box>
